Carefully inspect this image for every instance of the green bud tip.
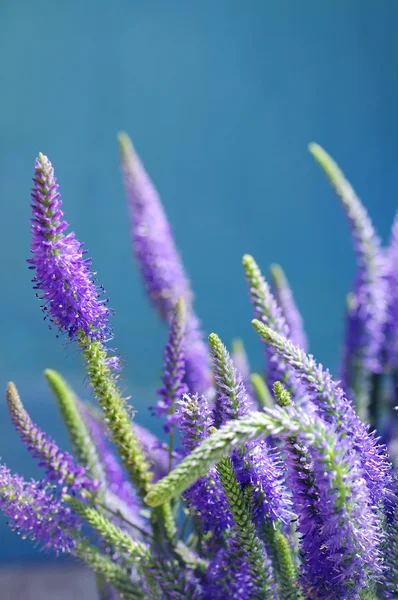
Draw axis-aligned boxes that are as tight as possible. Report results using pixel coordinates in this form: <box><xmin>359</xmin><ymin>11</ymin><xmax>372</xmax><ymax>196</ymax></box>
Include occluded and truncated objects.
<box><xmin>273</xmin><ymin>382</ymin><xmax>293</xmax><ymax>407</ymax></box>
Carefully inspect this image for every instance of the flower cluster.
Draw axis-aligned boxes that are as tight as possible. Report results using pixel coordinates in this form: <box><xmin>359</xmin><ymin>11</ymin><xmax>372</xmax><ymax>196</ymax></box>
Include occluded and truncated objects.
<box><xmin>2</xmin><ymin>137</ymin><xmax>398</xmax><ymax>599</ymax></box>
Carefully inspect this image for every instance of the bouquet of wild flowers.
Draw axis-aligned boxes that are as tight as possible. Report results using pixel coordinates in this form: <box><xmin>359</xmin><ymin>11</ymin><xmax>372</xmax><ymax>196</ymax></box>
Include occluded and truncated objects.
<box><xmin>2</xmin><ymin>134</ymin><xmax>398</xmax><ymax>600</ymax></box>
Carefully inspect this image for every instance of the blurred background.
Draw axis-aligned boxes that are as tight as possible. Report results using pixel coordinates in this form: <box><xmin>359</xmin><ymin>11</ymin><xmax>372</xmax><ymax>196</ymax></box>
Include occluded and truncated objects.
<box><xmin>0</xmin><ymin>0</ymin><xmax>397</xmax><ymax>578</ymax></box>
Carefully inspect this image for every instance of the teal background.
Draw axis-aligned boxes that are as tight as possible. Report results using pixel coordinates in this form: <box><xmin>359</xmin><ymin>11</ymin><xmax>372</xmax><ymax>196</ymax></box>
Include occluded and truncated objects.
<box><xmin>1</xmin><ymin>0</ymin><xmax>397</xmax><ymax>562</ymax></box>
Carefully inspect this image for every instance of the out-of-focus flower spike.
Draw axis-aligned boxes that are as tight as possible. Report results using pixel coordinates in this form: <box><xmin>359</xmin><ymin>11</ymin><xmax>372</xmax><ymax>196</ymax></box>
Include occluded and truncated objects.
<box><xmin>250</xmin><ymin>373</ymin><xmax>274</xmax><ymax>409</ymax></box>
<box><xmin>44</xmin><ymin>369</ymin><xmax>105</xmax><ymax>483</ymax></box>
<box><xmin>309</xmin><ymin>143</ymin><xmax>387</xmax><ymax>410</ymax></box>
<box><xmin>243</xmin><ymin>254</ymin><xmax>299</xmax><ymax>396</ymax></box>
<box><xmin>6</xmin><ymin>382</ymin><xmax>98</xmax><ymax>495</ymax></box>
<box><xmin>0</xmin><ymin>464</ymin><xmax>81</xmax><ymax>554</ymax></box>
<box><xmin>155</xmin><ymin>298</ymin><xmax>188</xmax><ymax>462</ymax></box>
<box><xmin>83</xmin><ymin>403</ymin><xmax>168</xmax><ymax>484</ymax></box>
<box><xmin>118</xmin><ymin>132</ymin><xmax>211</xmax><ymax>395</ymax></box>
<box><xmin>77</xmin><ymin>402</ymin><xmax>139</xmax><ymax>512</ymax></box>
<box><xmin>384</xmin><ymin>211</ymin><xmax>398</xmax><ymax>371</ymax></box>
<box><xmin>270</xmin><ymin>264</ymin><xmax>307</xmax><ymax>352</ymax></box>
<box><xmin>232</xmin><ymin>338</ymin><xmax>255</xmax><ymax>399</ymax></box>
<box><xmin>253</xmin><ymin>320</ymin><xmax>392</xmax><ymax>506</ymax></box>
<box><xmin>28</xmin><ymin>153</ymin><xmax>112</xmax><ymax>343</ymax></box>
<box><xmin>95</xmin><ymin>576</ymin><xmax>121</xmax><ymax>600</ymax></box>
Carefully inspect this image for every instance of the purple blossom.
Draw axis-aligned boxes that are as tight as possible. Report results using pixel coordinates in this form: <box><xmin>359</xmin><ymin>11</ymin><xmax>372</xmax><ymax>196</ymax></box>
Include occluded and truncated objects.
<box><xmin>303</xmin><ymin>440</ymin><xmax>382</xmax><ymax>598</ymax></box>
<box><xmin>0</xmin><ymin>465</ymin><xmax>80</xmax><ymax>554</ymax></box>
<box><xmin>270</xmin><ymin>264</ymin><xmax>308</xmax><ymax>351</ymax></box>
<box><xmin>148</xmin><ymin>559</ymin><xmax>202</xmax><ymax>599</ymax></box>
<box><xmin>154</xmin><ymin>298</ymin><xmax>188</xmax><ymax>432</ymax></box>
<box><xmin>203</xmin><ymin>541</ymin><xmax>260</xmax><ymax>599</ymax></box>
<box><xmin>28</xmin><ymin>153</ymin><xmax>112</xmax><ymax>343</ymax></box>
<box><xmin>268</xmin><ymin>404</ymin><xmax>383</xmax><ymax>597</ymax></box>
<box><xmin>253</xmin><ymin>321</ymin><xmax>393</xmax><ymax>507</ymax></box>
<box><xmin>176</xmin><ymin>393</ymin><xmax>234</xmax><ymax>544</ymax></box>
<box><xmin>118</xmin><ymin>133</ymin><xmax>211</xmax><ymax>395</ymax></box>
<box><xmin>7</xmin><ymin>383</ymin><xmax>98</xmax><ymax>495</ymax></box>
<box><xmin>232</xmin><ymin>441</ymin><xmax>292</xmax><ymax>528</ymax></box>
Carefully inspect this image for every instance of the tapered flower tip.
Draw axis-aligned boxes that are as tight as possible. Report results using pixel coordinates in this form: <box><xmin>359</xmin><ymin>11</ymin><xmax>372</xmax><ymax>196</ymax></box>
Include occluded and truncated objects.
<box><xmin>175</xmin><ymin>296</ymin><xmax>186</xmax><ymax>321</ymax></box>
<box><xmin>273</xmin><ymin>382</ymin><xmax>293</xmax><ymax>407</ymax></box>
<box><xmin>308</xmin><ymin>142</ymin><xmax>345</xmax><ymax>187</ymax></box>
<box><xmin>252</xmin><ymin>318</ymin><xmax>272</xmax><ymax>340</ymax></box>
<box><xmin>6</xmin><ymin>382</ymin><xmax>21</xmax><ymax>413</ymax></box>
<box><xmin>117</xmin><ymin>131</ymin><xmax>134</xmax><ymax>158</ymax></box>
<box><xmin>117</xmin><ymin>132</ymin><xmax>140</xmax><ymax>175</ymax></box>
<box><xmin>242</xmin><ymin>254</ymin><xmax>255</xmax><ymax>268</ymax></box>
<box><xmin>208</xmin><ymin>332</ymin><xmax>221</xmax><ymax>349</ymax></box>
<box><xmin>36</xmin><ymin>151</ymin><xmax>49</xmax><ymax>166</ymax></box>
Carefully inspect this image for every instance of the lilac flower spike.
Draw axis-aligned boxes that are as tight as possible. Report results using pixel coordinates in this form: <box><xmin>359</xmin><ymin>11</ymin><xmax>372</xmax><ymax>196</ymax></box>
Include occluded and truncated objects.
<box><xmin>176</xmin><ymin>393</ymin><xmax>234</xmax><ymax>543</ymax></box>
<box><xmin>270</xmin><ymin>264</ymin><xmax>307</xmax><ymax>351</ymax></box>
<box><xmin>252</xmin><ymin>320</ymin><xmax>392</xmax><ymax>506</ymax></box>
<box><xmin>118</xmin><ymin>133</ymin><xmax>211</xmax><ymax>395</ymax></box>
<box><xmin>7</xmin><ymin>383</ymin><xmax>98</xmax><ymax>495</ymax></box>
<box><xmin>155</xmin><ymin>297</ymin><xmax>188</xmax><ymax>429</ymax></box>
<box><xmin>309</xmin><ymin>144</ymin><xmax>387</xmax><ymax>403</ymax></box>
<box><xmin>0</xmin><ymin>465</ymin><xmax>80</xmax><ymax>553</ymax></box>
<box><xmin>28</xmin><ymin>153</ymin><xmax>112</xmax><ymax>343</ymax></box>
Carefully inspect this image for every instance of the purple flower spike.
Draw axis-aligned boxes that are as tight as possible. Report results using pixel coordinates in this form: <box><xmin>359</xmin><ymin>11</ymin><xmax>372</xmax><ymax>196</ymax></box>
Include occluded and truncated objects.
<box><xmin>0</xmin><ymin>465</ymin><xmax>80</xmax><ymax>554</ymax></box>
<box><xmin>270</xmin><ymin>264</ymin><xmax>307</xmax><ymax>351</ymax></box>
<box><xmin>7</xmin><ymin>383</ymin><xmax>98</xmax><ymax>495</ymax></box>
<box><xmin>304</xmin><ymin>436</ymin><xmax>382</xmax><ymax>598</ymax></box>
<box><xmin>309</xmin><ymin>144</ymin><xmax>387</xmax><ymax>395</ymax></box>
<box><xmin>232</xmin><ymin>441</ymin><xmax>292</xmax><ymax>527</ymax></box>
<box><xmin>176</xmin><ymin>393</ymin><xmax>234</xmax><ymax>544</ymax></box>
<box><xmin>118</xmin><ymin>133</ymin><xmax>211</xmax><ymax>395</ymax></box>
<box><xmin>253</xmin><ymin>321</ymin><xmax>393</xmax><ymax>506</ymax></box>
<box><xmin>28</xmin><ymin>153</ymin><xmax>112</xmax><ymax>343</ymax></box>
<box><xmin>204</xmin><ymin>541</ymin><xmax>263</xmax><ymax>600</ymax></box>
<box><xmin>155</xmin><ymin>298</ymin><xmax>188</xmax><ymax>431</ymax></box>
